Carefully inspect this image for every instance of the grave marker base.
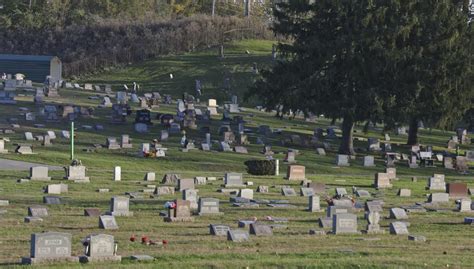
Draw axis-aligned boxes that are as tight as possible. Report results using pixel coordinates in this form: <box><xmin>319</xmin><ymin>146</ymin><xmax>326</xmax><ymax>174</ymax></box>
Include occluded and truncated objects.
<box><xmin>21</xmin><ymin>256</ymin><xmax>79</xmax><ymax>265</ymax></box>
<box><xmin>79</xmin><ymin>256</ymin><xmax>122</xmax><ymax>263</ymax></box>
<box><xmin>164</xmin><ymin>217</ymin><xmax>195</xmax><ymax>222</ymax></box>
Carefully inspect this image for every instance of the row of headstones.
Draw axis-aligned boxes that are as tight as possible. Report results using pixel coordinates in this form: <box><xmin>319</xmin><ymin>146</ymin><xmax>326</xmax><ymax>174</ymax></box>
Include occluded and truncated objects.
<box><xmin>21</xmin><ymin>232</ymin><xmax>120</xmax><ymax>264</ymax></box>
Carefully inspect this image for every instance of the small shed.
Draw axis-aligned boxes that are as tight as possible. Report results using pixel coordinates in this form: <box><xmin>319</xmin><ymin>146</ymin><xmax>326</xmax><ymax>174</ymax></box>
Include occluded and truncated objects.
<box><xmin>0</xmin><ymin>54</ymin><xmax>62</xmax><ymax>83</ymax></box>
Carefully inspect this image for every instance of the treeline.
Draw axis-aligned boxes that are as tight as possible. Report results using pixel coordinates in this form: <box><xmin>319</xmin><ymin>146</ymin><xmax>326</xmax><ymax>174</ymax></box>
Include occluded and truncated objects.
<box><xmin>0</xmin><ymin>15</ymin><xmax>272</xmax><ymax>76</ymax></box>
<box><xmin>0</xmin><ymin>0</ymin><xmax>272</xmax><ymax>30</ymax></box>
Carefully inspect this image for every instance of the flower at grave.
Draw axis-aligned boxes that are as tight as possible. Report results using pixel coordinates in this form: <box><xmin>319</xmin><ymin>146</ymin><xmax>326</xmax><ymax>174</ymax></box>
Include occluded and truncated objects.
<box><xmin>130</xmin><ymin>234</ymin><xmax>136</xmax><ymax>242</ymax></box>
<box><xmin>162</xmin><ymin>240</ymin><xmax>168</xmax><ymax>245</ymax></box>
<box><xmin>141</xmin><ymin>235</ymin><xmax>149</xmax><ymax>244</ymax></box>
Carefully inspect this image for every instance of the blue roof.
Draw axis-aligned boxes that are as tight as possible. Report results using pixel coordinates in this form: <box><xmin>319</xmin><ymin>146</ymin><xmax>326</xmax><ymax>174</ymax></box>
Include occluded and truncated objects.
<box><xmin>0</xmin><ymin>54</ymin><xmax>57</xmax><ymax>62</ymax></box>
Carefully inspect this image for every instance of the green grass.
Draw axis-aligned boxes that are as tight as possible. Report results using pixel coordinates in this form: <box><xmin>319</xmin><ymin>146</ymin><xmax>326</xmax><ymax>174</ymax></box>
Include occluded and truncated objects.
<box><xmin>0</xmin><ymin>40</ymin><xmax>473</xmax><ymax>269</ymax></box>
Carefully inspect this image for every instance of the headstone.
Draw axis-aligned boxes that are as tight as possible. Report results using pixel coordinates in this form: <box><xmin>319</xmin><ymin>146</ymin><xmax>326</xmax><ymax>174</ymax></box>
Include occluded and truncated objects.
<box><xmin>281</xmin><ymin>187</ymin><xmax>297</xmax><ymax>196</ymax></box>
<box><xmin>309</xmin><ymin>195</ymin><xmax>323</xmax><ymax>212</ymax></box>
<box><xmin>300</xmin><ymin>187</ymin><xmax>315</xmax><ymax>197</ymax></box>
<box><xmin>178</xmin><ymin>178</ymin><xmax>195</xmax><ymax>191</ymax></box>
<box><xmin>336</xmin><ymin>154</ymin><xmax>350</xmax><ymax>166</ymax></box>
<box><xmin>80</xmin><ymin>234</ymin><xmax>121</xmax><ymax>262</ymax></box>
<box><xmin>144</xmin><ymin>172</ymin><xmax>156</xmax><ymax>182</ymax></box>
<box><xmin>113</xmin><ymin>167</ymin><xmax>121</xmax><ymax>181</ymax></box>
<box><xmin>239</xmin><ymin>189</ymin><xmax>254</xmax><ymax>200</ymax></box>
<box><xmin>365</xmin><ymin>211</ymin><xmax>383</xmax><ymax>234</ymax></box>
<box><xmin>428</xmin><ymin>193</ymin><xmax>449</xmax><ymax>203</ymax></box>
<box><xmin>459</xmin><ymin>199</ymin><xmax>472</xmax><ymax>212</ymax></box>
<box><xmin>374</xmin><ymin>173</ymin><xmax>392</xmax><ymax>189</ymax></box>
<box><xmin>447</xmin><ymin>183</ymin><xmax>468</xmax><ymax>199</ymax></box>
<box><xmin>84</xmin><ymin>208</ymin><xmax>101</xmax><ymax>217</ymax></box>
<box><xmin>43</xmin><ymin>196</ymin><xmax>62</xmax><ymax>205</ymax></box>
<box><xmin>389</xmin><ymin>222</ymin><xmax>409</xmax><ymax>235</ymax></box>
<box><xmin>385</xmin><ymin>168</ymin><xmax>396</xmax><ymax>180</ymax></box>
<box><xmin>249</xmin><ymin>224</ymin><xmax>273</xmax><ymax>236</ymax></box>
<box><xmin>389</xmin><ymin>208</ymin><xmax>408</xmax><ymax>220</ymax></box>
<box><xmin>227</xmin><ymin>230</ymin><xmax>250</xmax><ymax>242</ymax></box>
<box><xmin>363</xmin><ymin>156</ymin><xmax>375</xmax><ymax>167</ymax></box>
<box><xmin>210</xmin><ymin>224</ymin><xmax>230</xmax><ymax>236</ymax></box>
<box><xmin>428</xmin><ymin>174</ymin><xmax>446</xmax><ymax>191</ymax></box>
<box><xmin>183</xmin><ymin>189</ymin><xmax>199</xmax><ymax>210</ymax></box>
<box><xmin>29</xmin><ymin>166</ymin><xmax>51</xmax><ymax>181</ymax></box>
<box><xmin>21</xmin><ymin>232</ymin><xmax>78</xmax><ymax>264</ymax></box>
<box><xmin>224</xmin><ymin>173</ymin><xmax>243</xmax><ymax>187</ymax></box>
<box><xmin>165</xmin><ymin>200</ymin><xmax>194</xmax><ymax>222</ymax></box>
<box><xmin>99</xmin><ymin>215</ymin><xmax>119</xmax><ymax>229</ymax></box>
<box><xmin>286</xmin><ymin>165</ymin><xmax>305</xmax><ymax>180</ymax></box>
<box><xmin>66</xmin><ymin>165</ymin><xmax>89</xmax><ymax>182</ymax></box>
<box><xmin>108</xmin><ymin>196</ymin><xmax>133</xmax><ymax>216</ymax></box>
<box><xmin>198</xmin><ymin>198</ymin><xmax>221</xmax><ymax>215</ymax></box>
<box><xmin>398</xmin><ymin>189</ymin><xmax>411</xmax><ymax>197</ymax></box>
<box><xmin>28</xmin><ymin>206</ymin><xmax>48</xmax><ymax>217</ymax></box>
<box><xmin>332</xmin><ymin>213</ymin><xmax>358</xmax><ymax>234</ymax></box>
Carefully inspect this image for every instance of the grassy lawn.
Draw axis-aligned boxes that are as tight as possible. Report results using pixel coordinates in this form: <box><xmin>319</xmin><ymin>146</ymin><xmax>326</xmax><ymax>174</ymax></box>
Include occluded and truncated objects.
<box><xmin>0</xmin><ymin>40</ymin><xmax>473</xmax><ymax>268</ymax></box>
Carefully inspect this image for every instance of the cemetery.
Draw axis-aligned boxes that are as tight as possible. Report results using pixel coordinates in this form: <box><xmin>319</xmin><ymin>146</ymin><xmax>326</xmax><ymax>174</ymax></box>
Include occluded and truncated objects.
<box><xmin>0</xmin><ymin>2</ymin><xmax>473</xmax><ymax>266</ymax></box>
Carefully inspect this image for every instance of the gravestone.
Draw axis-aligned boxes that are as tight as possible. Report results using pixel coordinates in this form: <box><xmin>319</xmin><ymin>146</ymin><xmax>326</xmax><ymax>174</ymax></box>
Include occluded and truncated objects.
<box><xmin>106</xmin><ymin>137</ymin><xmax>120</xmax><ymax>150</ymax></box>
<box><xmin>25</xmin><ymin>132</ymin><xmax>34</xmax><ymax>141</ymax></box>
<box><xmin>309</xmin><ymin>195</ymin><xmax>323</xmax><ymax>212</ymax></box>
<box><xmin>210</xmin><ymin>224</ymin><xmax>230</xmax><ymax>236</ymax></box>
<box><xmin>332</xmin><ymin>213</ymin><xmax>358</xmax><ymax>234</ymax></box>
<box><xmin>46</xmin><ymin>184</ymin><xmax>62</xmax><ymax>194</ymax></box>
<box><xmin>84</xmin><ymin>208</ymin><xmax>101</xmax><ymax>217</ymax></box>
<box><xmin>121</xmin><ymin>135</ymin><xmax>132</xmax><ymax>148</ymax></box>
<box><xmin>316</xmin><ymin>148</ymin><xmax>326</xmax><ymax>156</ymax></box>
<box><xmin>80</xmin><ymin>234</ymin><xmax>121</xmax><ymax>263</ymax></box>
<box><xmin>309</xmin><ymin>183</ymin><xmax>327</xmax><ymax>194</ymax></box>
<box><xmin>443</xmin><ymin>157</ymin><xmax>454</xmax><ymax>169</ymax></box>
<box><xmin>165</xmin><ymin>200</ymin><xmax>194</xmax><ymax>222</ymax></box>
<box><xmin>447</xmin><ymin>183</ymin><xmax>468</xmax><ymax>199</ymax></box>
<box><xmin>368</xmin><ymin>138</ymin><xmax>381</xmax><ymax>151</ymax></box>
<box><xmin>389</xmin><ymin>222</ymin><xmax>409</xmax><ymax>235</ymax></box>
<box><xmin>162</xmin><ymin>174</ymin><xmax>180</xmax><ymax>184</ymax></box>
<box><xmin>224</xmin><ymin>173</ymin><xmax>244</xmax><ymax>187</ymax></box>
<box><xmin>66</xmin><ymin>165</ymin><xmax>89</xmax><ymax>182</ymax></box>
<box><xmin>113</xmin><ymin>166</ymin><xmax>121</xmax><ymax>181</ymax></box>
<box><xmin>178</xmin><ymin>178</ymin><xmax>195</xmax><ymax>191</ymax></box>
<box><xmin>365</xmin><ymin>211</ymin><xmax>383</xmax><ymax>234</ymax></box>
<box><xmin>198</xmin><ymin>198</ymin><xmax>221</xmax><ymax>215</ymax></box>
<box><xmin>385</xmin><ymin>168</ymin><xmax>396</xmax><ymax>180</ymax></box>
<box><xmin>300</xmin><ymin>187</ymin><xmax>314</xmax><ymax>197</ymax></box>
<box><xmin>154</xmin><ymin>186</ymin><xmax>175</xmax><ymax>196</ymax></box>
<box><xmin>249</xmin><ymin>224</ymin><xmax>273</xmax><ymax>236</ymax></box>
<box><xmin>459</xmin><ymin>199</ymin><xmax>472</xmax><ymax>212</ymax></box>
<box><xmin>227</xmin><ymin>230</ymin><xmax>250</xmax><ymax>242</ymax></box>
<box><xmin>363</xmin><ymin>156</ymin><xmax>375</xmax><ymax>167</ymax></box>
<box><xmin>428</xmin><ymin>174</ymin><xmax>446</xmax><ymax>191</ymax></box>
<box><xmin>257</xmin><ymin>186</ymin><xmax>269</xmax><ymax>193</ymax></box>
<box><xmin>99</xmin><ymin>215</ymin><xmax>119</xmax><ymax>229</ymax></box>
<box><xmin>108</xmin><ymin>196</ymin><xmax>133</xmax><ymax>216</ymax></box>
<box><xmin>398</xmin><ymin>189</ymin><xmax>411</xmax><ymax>197</ymax></box>
<box><xmin>281</xmin><ymin>187</ymin><xmax>297</xmax><ymax>196</ymax></box>
<box><xmin>43</xmin><ymin>196</ymin><xmax>62</xmax><ymax>204</ymax></box>
<box><xmin>428</xmin><ymin>193</ymin><xmax>449</xmax><ymax>203</ymax></box>
<box><xmin>28</xmin><ymin>206</ymin><xmax>48</xmax><ymax>217</ymax></box>
<box><xmin>336</xmin><ymin>155</ymin><xmax>350</xmax><ymax>166</ymax></box>
<box><xmin>183</xmin><ymin>189</ymin><xmax>199</xmax><ymax>210</ymax></box>
<box><xmin>21</xmin><ymin>232</ymin><xmax>78</xmax><ymax>264</ymax></box>
<box><xmin>239</xmin><ymin>189</ymin><xmax>254</xmax><ymax>200</ymax></box>
<box><xmin>286</xmin><ymin>165</ymin><xmax>305</xmax><ymax>180</ymax></box>
<box><xmin>374</xmin><ymin>173</ymin><xmax>392</xmax><ymax>189</ymax></box>
<box><xmin>29</xmin><ymin>167</ymin><xmax>51</xmax><ymax>181</ymax></box>
<box><xmin>389</xmin><ymin>208</ymin><xmax>408</xmax><ymax>220</ymax></box>
<box><xmin>144</xmin><ymin>172</ymin><xmax>156</xmax><ymax>181</ymax></box>
<box><xmin>16</xmin><ymin>144</ymin><xmax>33</xmax><ymax>154</ymax></box>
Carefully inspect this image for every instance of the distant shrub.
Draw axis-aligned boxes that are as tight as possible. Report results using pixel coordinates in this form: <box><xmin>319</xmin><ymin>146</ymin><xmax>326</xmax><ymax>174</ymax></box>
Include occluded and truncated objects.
<box><xmin>244</xmin><ymin>159</ymin><xmax>275</xmax><ymax>175</ymax></box>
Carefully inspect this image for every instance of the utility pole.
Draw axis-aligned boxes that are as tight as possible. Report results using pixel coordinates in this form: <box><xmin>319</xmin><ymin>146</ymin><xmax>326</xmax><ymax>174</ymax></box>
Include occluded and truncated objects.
<box><xmin>212</xmin><ymin>0</ymin><xmax>216</xmax><ymax>18</ymax></box>
<box><xmin>70</xmin><ymin>121</ymin><xmax>74</xmax><ymax>161</ymax></box>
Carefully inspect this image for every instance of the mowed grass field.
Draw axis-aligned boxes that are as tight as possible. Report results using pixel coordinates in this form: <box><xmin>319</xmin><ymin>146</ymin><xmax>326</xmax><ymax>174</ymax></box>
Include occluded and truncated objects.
<box><xmin>0</xmin><ymin>40</ymin><xmax>473</xmax><ymax>269</ymax></box>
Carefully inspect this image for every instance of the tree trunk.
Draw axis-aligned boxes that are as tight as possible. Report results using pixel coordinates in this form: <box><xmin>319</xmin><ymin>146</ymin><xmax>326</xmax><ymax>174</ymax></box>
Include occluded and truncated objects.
<box><xmin>339</xmin><ymin>116</ymin><xmax>355</xmax><ymax>155</ymax></box>
<box><xmin>407</xmin><ymin>117</ymin><xmax>418</xmax><ymax>145</ymax></box>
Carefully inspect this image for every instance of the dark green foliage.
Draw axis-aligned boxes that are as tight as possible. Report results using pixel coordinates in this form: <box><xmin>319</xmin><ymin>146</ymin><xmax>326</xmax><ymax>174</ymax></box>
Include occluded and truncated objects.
<box><xmin>248</xmin><ymin>0</ymin><xmax>473</xmax><ymax>151</ymax></box>
<box><xmin>244</xmin><ymin>159</ymin><xmax>275</xmax><ymax>175</ymax></box>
